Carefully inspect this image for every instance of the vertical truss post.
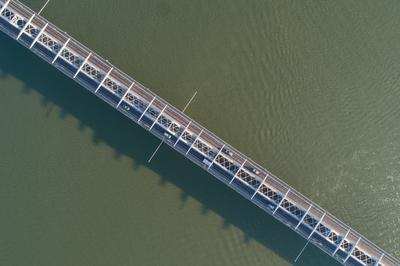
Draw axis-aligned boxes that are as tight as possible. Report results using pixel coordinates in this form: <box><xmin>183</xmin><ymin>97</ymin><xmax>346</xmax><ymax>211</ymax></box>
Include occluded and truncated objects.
<box><xmin>251</xmin><ymin>173</ymin><xmax>268</xmax><ymax>199</ymax></box>
<box><xmin>52</xmin><ymin>38</ymin><xmax>70</xmax><ymax>64</ymax></box>
<box><xmin>229</xmin><ymin>159</ymin><xmax>247</xmax><ymax>184</ymax></box>
<box><xmin>307</xmin><ymin>212</ymin><xmax>326</xmax><ymax>240</ymax></box>
<box><xmin>29</xmin><ymin>22</ymin><xmax>48</xmax><ymax>48</ymax></box>
<box><xmin>95</xmin><ymin>67</ymin><xmax>113</xmax><ymax>93</ymax></box>
<box><xmin>73</xmin><ymin>52</ymin><xmax>91</xmax><ymax>78</ymax></box>
<box><xmin>208</xmin><ymin>144</ymin><xmax>226</xmax><ymax>170</ymax></box>
<box><xmin>295</xmin><ymin>204</ymin><xmax>313</xmax><ymax>230</ymax></box>
<box><xmin>17</xmin><ymin>13</ymin><xmax>35</xmax><ymax>39</ymax></box>
<box><xmin>185</xmin><ymin>129</ymin><xmax>203</xmax><ymax>155</ymax></box>
<box><xmin>116</xmin><ymin>82</ymin><xmax>134</xmax><ymax>108</ymax></box>
<box><xmin>332</xmin><ymin>229</ymin><xmax>351</xmax><ymax>256</ymax></box>
<box><xmin>0</xmin><ymin>0</ymin><xmax>11</xmax><ymax>15</ymax></box>
<box><xmin>149</xmin><ymin>105</ymin><xmax>167</xmax><ymax>130</ymax></box>
<box><xmin>173</xmin><ymin>121</ymin><xmax>191</xmax><ymax>147</ymax></box>
<box><xmin>273</xmin><ymin>189</ymin><xmax>290</xmax><ymax>214</ymax></box>
<box><xmin>344</xmin><ymin>237</ymin><xmax>361</xmax><ymax>263</ymax></box>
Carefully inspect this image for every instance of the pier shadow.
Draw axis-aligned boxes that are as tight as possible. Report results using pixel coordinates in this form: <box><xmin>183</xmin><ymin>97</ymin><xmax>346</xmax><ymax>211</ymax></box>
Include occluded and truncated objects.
<box><xmin>0</xmin><ymin>32</ymin><xmax>339</xmax><ymax>266</ymax></box>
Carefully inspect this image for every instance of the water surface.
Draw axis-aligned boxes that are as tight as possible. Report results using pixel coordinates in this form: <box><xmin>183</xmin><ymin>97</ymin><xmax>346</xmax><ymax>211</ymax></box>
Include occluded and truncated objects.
<box><xmin>1</xmin><ymin>0</ymin><xmax>399</xmax><ymax>265</ymax></box>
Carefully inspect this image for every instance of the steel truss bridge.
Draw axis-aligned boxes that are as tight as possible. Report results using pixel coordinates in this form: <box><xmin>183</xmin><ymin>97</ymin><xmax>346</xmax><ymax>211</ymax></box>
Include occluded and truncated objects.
<box><xmin>0</xmin><ymin>1</ymin><xmax>399</xmax><ymax>265</ymax></box>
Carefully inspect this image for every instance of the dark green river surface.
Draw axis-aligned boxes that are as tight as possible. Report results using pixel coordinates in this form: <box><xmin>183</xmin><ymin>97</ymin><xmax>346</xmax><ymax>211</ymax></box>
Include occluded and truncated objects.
<box><xmin>1</xmin><ymin>1</ymin><xmax>400</xmax><ymax>265</ymax></box>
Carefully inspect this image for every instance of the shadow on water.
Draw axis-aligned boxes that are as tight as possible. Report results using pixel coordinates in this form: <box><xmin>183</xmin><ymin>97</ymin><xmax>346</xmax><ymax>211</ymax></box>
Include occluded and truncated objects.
<box><xmin>0</xmin><ymin>32</ymin><xmax>339</xmax><ymax>266</ymax></box>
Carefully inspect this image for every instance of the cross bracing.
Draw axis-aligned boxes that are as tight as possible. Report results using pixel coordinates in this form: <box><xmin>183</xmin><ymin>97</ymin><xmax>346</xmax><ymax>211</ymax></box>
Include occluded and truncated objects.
<box><xmin>147</xmin><ymin>107</ymin><xmax>159</xmax><ymax>118</ymax></box>
<box><xmin>125</xmin><ymin>92</ymin><xmax>147</xmax><ymax>111</ymax></box>
<box><xmin>82</xmin><ymin>63</ymin><xmax>104</xmax><ymax>82</ymax></box>
<box><xmin>236</xmin><ymin>169</ymin><xmax>260</xmax><ymax>189</ymax></box>
<box><xmin>214</xmin><ymin>154</ymin><xmax>240</xmax><ymax>173</ymax></box>
<box><xmin>280</xmin><ymin>199</ymin><xmax>305</xmax><ymax>220</ymax></box>
<box><xmin>39</xmin><ymin>33</ymin><xmax>61</xmax><ymax>52</ymax></box>
<box><xmin>1</xmin><ymin>7</ymin><xmax>25</xmax><ymax>28</ymax></box>
<box><xmin>316</xmin><ymin>223</ymin><xmax>331</xmax><ymax>237</ymax></box>
<box><xmin>159</xmin><ymin>117</ymin><xmax>182</xmax><ymax>136</ymax></box>
<box><xmin>327</xmin><ymin>231</ymin><xmax>342</xmax><ymax>245</ymax></box>
<box><xmin>303</xmin><ymin>213</ymin><xmax>318</xmax><ymax>228</ymax></box>
<box><xmin>158</xmin><ymin>114</ymin><xmax>172</xmax><ymax>129</ymax></box>
<box><xmin>24</xmin><ymin>23</ymin><xmax>38</xmax><ymax>36</ymax></box>
<box><xmin>258</xmin><ymin>184</ymin><xmax>282</xmax><ymax>204</ymax></box>
<box><xmin>353</xmin><ymin>247</ymin><xmax>377</xmax><ymax>265</ymax></box>
<box><xmin>169</xmin><ymin>122</ymin><xmax>181</xmax><ymax>134</ymax></box>
<box><xmin>193</xmin><ymin>139</ymin><xmax>216</xmax><ymax>159</ymax></box>
<box><xmin>181</xmin><ymin>131</ymin><xmax>196</xmax><ymax>143</ymax></box>
<box><xmin>61</xmin><ymin>48</ymin><xmax>83</xmax><ymax>67</ymax></box>
<box><xmin>2</xmin><ymin>1</ymin><xmax>398</xmax><ymax>265</ymax></box>
<box><xmin>341</xmin><ymin>239</ymin><xmax>354</xmax><ymax>252</ymax></box>
<box><xmin>104</xmin><ymin>78</ymin><xmax>125</xmax><ymax>96</ymax></box>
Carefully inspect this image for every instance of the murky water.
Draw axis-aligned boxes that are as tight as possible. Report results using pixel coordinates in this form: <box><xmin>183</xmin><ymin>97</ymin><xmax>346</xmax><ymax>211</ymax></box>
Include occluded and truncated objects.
<box><xmin>1</xmin><ymin>0</ymin><xmax>399</xmax><ymax>265</ymax></box>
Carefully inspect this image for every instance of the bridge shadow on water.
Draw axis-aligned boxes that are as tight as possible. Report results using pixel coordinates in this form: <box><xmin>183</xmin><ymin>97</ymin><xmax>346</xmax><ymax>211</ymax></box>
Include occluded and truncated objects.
<box><xmin>0</xmin><ymin>33</ymin><xmax>339</xmax><ymax>266</ymax></box>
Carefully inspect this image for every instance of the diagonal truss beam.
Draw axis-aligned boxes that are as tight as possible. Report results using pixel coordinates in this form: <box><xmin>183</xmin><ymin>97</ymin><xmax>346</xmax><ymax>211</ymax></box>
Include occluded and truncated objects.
<box><xmin>295</xmin><ymin>204</ymin><xmax>313</xmax><ymax>230</ymax></box>
<box><xmin>17</xmin><ymin>13</ymin><xmax>35</xmax><ymax>39</ymax></box>
<box><xmin>52</xmin><ymin>38</ymin><xmax>70</xmax><ymax>64</ymax></box>
<box><xmin>73</xmin><ymin>52</ymin><xmax>91</xmax><ymax>78</ymax></box>
<box><xmin>174</xmin><ymin>121</ymin><xmax>191</xmax><ymax>147</ymax></box>
<box><xmin>332</xmin><ymin>229</ymin><xmax>351</xmax><ymax>256</ymax></box>
<box><xmin>186</xmin><ymin>129</ymin><xmax>203</xmax><ymax>155</ymax></box>
<box><xmin>307</xmin><ymin>212</ymin><xmax>326</xmax><ymax>240</ymax></box>
<box><xmin>251</xmin><ymin>173</ymin><xmax>268</xmax><ymax>199</ymax></box>
<box><xmin>138</xmin><ymin>96</ymin><xmax>156</xmax><ymax>122</ymax></box>
<box><xmin>344</xmin><ymin>237</ymin><xmax>361</xmax><ymax>263</ymax></box>
<box><xmin>208</xmin><ymin>144</ymin><xmax>226</xmax><ymax>170</ymax></box>
<box><xmin>149</xmin><ymin>105</ymin><xmax>167</xmax><ymax>131</ymax></box>
<box><xmin>229</xmin><ymin>159</ymin><xmax>247</xmax><ymax>184</ymax></box>
<box><xmin>29</xmin><ymin>22</ymin><xmax>48</xmax><ymax>48</ymax></box>
<box><xmin>0</xmin><ymin>0</ymin><xmax>11</xmax><ymax>15</ymax></box>
<box><xmin>95</xmin><ymin>67</ymin><xmax>113</xmax><ymax>93</ymax></box>
<box><xmin>116</xmin><ymin>82</ymin><xmax>134</xmax><ymax>107</ymax></box>
<box><xmin>273</xmin><ymin>189</ymin><xmax>290</xmax><ymax>214</ymax></box>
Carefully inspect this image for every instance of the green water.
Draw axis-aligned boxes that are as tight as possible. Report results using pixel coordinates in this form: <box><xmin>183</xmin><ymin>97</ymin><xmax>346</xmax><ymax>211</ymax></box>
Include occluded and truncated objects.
<box><xmin>1</xmin><ymin>0</ymin><xmax>400</xmax><ymax>265</ymax></box>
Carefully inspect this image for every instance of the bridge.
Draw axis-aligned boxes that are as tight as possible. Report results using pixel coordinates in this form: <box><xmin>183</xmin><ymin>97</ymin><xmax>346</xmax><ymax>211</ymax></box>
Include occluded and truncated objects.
<box><xmin>1</xmin><ymin>1</ymin><xmax>399</xmax><ymax>265</ymax></box>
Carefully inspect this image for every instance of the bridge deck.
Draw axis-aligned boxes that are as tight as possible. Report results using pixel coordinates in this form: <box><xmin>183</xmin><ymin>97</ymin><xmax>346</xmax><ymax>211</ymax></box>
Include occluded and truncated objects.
<box><xmin>1</xmin><ymin>1</ymin><xmax>399</xmax><ymax>265</ymax></box>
